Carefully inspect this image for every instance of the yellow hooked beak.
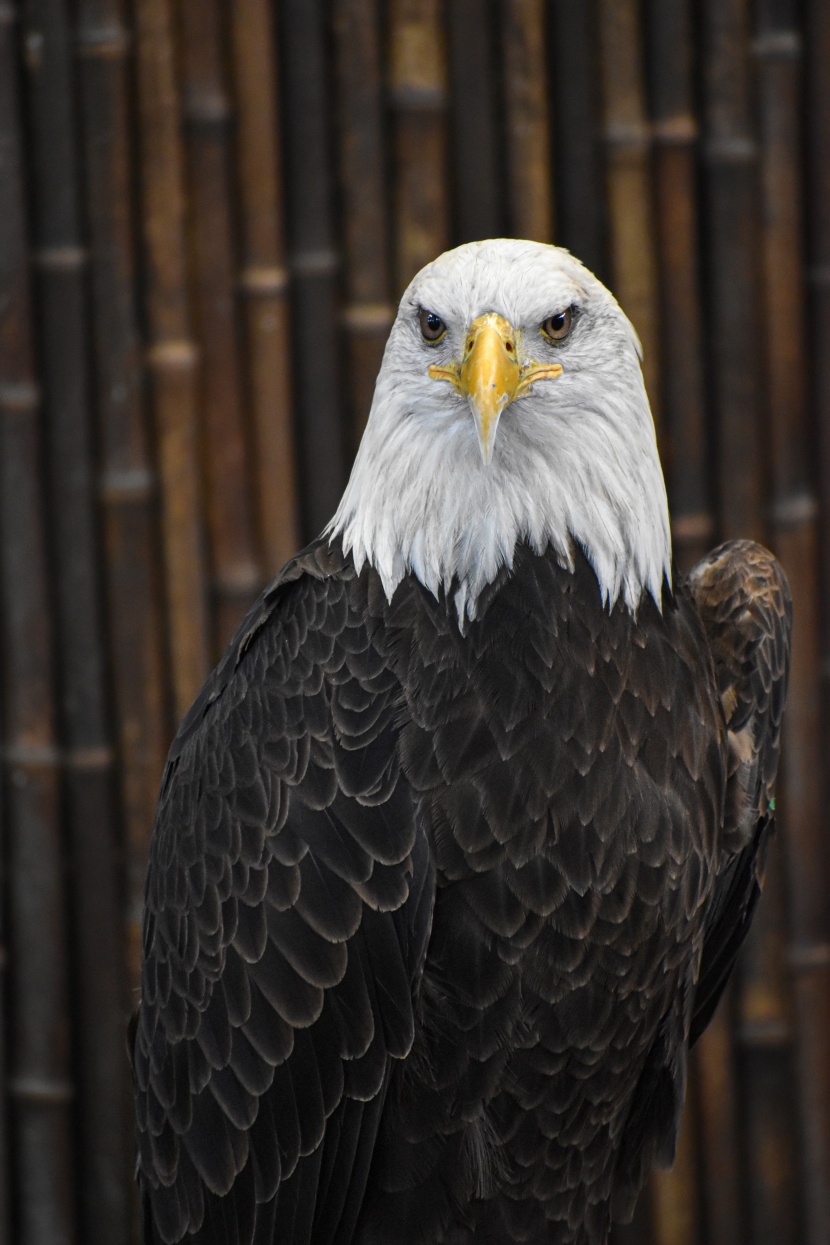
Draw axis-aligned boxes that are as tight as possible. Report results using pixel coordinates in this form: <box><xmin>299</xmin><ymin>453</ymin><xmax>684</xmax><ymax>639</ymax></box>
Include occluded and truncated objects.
<box><xmin>428</xmin><ymin>313</ymin><xmax>563</xmax><ymax>464</ymax></box>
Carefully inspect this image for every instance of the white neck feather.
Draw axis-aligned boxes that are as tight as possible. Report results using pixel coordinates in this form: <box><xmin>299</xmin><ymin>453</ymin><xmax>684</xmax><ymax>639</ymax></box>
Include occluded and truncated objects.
<box><xmin>328</xmin><ymin>368</ymin><xmax>671</xmax><ymax>627</ymax></box>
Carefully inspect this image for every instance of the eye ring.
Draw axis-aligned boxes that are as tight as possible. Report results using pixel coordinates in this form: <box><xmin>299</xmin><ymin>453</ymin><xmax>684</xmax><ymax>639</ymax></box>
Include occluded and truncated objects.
<box><xmin>419</xmin><ymin>308</ymin><xmax>447</xmax><ymax>343</ymax></box>
<box><xmin>540</xmin><ymin>307</ymin><xmax>574</xmax><ymax>343</ymax></box>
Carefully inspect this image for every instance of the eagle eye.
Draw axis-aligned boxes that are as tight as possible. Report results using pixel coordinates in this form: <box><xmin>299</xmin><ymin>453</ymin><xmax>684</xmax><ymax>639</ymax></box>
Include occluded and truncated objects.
<box><xmin>541</xmin><ymin>307</ymin><xmax>574</xmax><ymax>343</ymax></box>
<box><xmin>419</xmin><ymin>309</ymin><xmax>447</xmax><ymax>343</ymax></box>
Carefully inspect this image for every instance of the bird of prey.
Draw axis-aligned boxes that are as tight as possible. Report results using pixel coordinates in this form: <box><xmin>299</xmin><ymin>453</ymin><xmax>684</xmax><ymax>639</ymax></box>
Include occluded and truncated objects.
<box><xmin>133</xmin><ymin>239</ymin><xmax>791</xmax><ymax>1245</ymax></box>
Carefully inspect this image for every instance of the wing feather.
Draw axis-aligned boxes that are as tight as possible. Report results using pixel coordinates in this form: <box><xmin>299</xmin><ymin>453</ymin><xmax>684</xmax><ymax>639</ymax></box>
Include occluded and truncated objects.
<box><xmin>134</xmin><ymin>544</ymin><xmax>435</xmax><ymax>1244</ymax></box>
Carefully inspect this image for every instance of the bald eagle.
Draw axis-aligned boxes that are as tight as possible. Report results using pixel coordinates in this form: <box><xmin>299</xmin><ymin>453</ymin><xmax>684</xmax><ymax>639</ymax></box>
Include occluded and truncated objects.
<box><xmin>133</xmin><ymin>240</ymin><xmax>791</xmax><ymax>1245</ymax></box>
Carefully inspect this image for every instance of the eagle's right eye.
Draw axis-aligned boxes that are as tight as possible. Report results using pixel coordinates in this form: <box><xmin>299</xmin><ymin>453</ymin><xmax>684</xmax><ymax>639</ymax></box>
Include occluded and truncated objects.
<box><xmin>419</xmin><ymin>309</ymin><xmax>447</xmax><ymax>343</ymax></box>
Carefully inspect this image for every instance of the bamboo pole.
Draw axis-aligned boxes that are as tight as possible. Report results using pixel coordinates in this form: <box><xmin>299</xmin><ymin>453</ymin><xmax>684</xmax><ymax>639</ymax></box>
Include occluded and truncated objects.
<box><xmin>75</xmin><ymin>0</ymin><xmax>170</xmax><ymax>999</ymax></box>
<box><xmin>647</xmin><ymin>7</ymin><xmax>738</xmax><ymax>1238</ymax></box>
<box><xmin>0</xmin><ymin>9</ymin><xmax>15</xmax><ymax>1235</ymax></box>
<box><xmin>388</xmin><ymin>0</ymin><xmax>450</xmax><ymax>292</ymax></box>
<box><xmin>178</xmin><ymin>0</ymin><xmax>262</xmax><ymax>650</ymax></box>
<box><xmin>548</xmin><ymin>0</ymin><xmax>606</xmax><ymax>276</ymax></box>
<box><xmin>133</xmin><ymin>0</ymin><xmax>210</xmax><ymax>720</ymax></box>
<box><xmin>755</xmin><ymin>7</ymin><xmax>830</xmax><ymax>1242</ymax></box>
<box><xmin>646</xmin><ymin>0</ymin><xmax>713</xmax><ymax>573</ymax></box>
<box><xmin>501</xmin><ymin>0</ymin><xmax>553</xmax><ymax>243</ymax></box>
<box><xmin>596</xmin><ymin>0</ymin><xmax>661</xmax><ymax>441</ymax></box>
<box><xmin>806</xmin><ymin>0</ymin><xmax>830</xmax><ymax>724</ymax></box>
<box><xmin>0</xmin><ymin>8</ymin><xmax>76</xmax><ymax>1241</ymax></box>
<box><xmin>228</xmin><ymin>0</ymin><xmax>299</xmax><ymax>572</ymax></box>
<box><xmin>332</xmin><ymin>0</ymin><xmax>395</xmax><ymax>454</ymax></box>
<box><xmin>277</xmin><ymin>0</ymin><xmax>346</xmax><ymax>538</ymax></box>
<box><xmin>699</xmin><ymin>0</ymin><xmax>765</xmax><ymax>544</ymax></box>
<box><xmin>650</xmin><ymin>1081</ymin><xmax>700</xmax><ymax>1245</ymax></box>
<box><xmin>20</xmin><ymin>0</ymin><xmax>132</xmax><ymax>1239</ymax></box>
<box><xmin>446</xmin><ymin>0</ymin><xmax>503</xmax><ymax>242</ymax></box>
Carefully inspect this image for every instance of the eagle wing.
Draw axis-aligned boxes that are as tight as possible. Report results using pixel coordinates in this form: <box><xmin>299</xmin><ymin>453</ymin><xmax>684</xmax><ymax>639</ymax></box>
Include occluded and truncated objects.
<box><xmin>133</xmin><ymin>543</ymin><xmax>435</xmax><ymax>1244</ymax></box>
<box><xmin>685</xmin><ymin>539</ymin><xmax>792</xmax><ymax>1044</ymax></box>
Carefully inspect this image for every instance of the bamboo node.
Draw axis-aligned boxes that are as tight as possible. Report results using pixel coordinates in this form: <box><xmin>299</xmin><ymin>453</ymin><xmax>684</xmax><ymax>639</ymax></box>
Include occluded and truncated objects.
<box><xmin>66</xmin><ymin>746</ymin><xmax>115</xmax><ymax>772</ymax></box>
<box><xmin>653</xmin><ymin>117</ymin><xmax>698</xmax><ymax>145</ymax></box>
<box><xmin>184</xmin><ymin>91</ymin><xmax>232</xmax><ymax>126</ymax></box>
<box><xmin>342</xmin><ymin>303</ymin><xmax>396</xmax><ymax>332</ymax></box>
<box><xmin>5</xmin><ymin>744</ymin><xmax>60</xmax><ymax>770</ymax></box>
<box><xmin>0</xmin><ymin>380</ymin><xmax>40</xmax><ymax>412</ymax></box>
<box><xmin>147</xmin><ymin>341</ymin><xmax>199</xmax><ymax>371</ymax></box>
<box><xmin>603</xmin><ymin>122</ymin><xmax>650</xmax><ymax>152</ymax></box>
<box><xmin>770</xmin><ymin>491</ymin><xmax>819</xmax><ymax>529</ymax></box>
<box><xmin>703</xmin><ymin>137</ymin><xmax>757</xmax><ymax>164</ymax></box>
<box><xmin>789</xmin><ymin>943</ymin><xmax>830</xmax><ymax>973</ymax></box>
<box><xmin>240</xmin><ymin>265</ymin><xmax>289</xmax><ymax>297</ymax></box>
<box><xmin>100</xmin><ymin>467</ymin><xmax>156</xmax><ymax>503</ymax></box>
<box><xmin>76</xmin><ymin>24</ymin><xmax>131</xmax><ymax>58</ymax></box>
<box><xmin>671</xmin><ymin>512</ymin><xmax>716</xmax><ymax>542</ymax></box>
<box><xmin>736</xmin><ymin>1017</ymin><xmax>792</xmax><ymax>1047</ymax></box>
<box><xmin>33</xmin><ymin>245</ymin><xmax>88</xmax><ymax>272</ymax></box>
<box><xmin>388</xmin><ymin>85</ymin><xmax>447</xmax><ymax>112</ymax></box>
<box><xmin>8</xmin><ymin>1076</ymin><xmax>75</xmax><ymax>1104</ymax></box>
<box><xmin>214</xmin><ymin>564</ymin><xmax>262</xmax><ymax>602</ymax></box>
<box><xmin>291</xmin><ymin>249</ymin><xmax>340</xmax><ymax>279</ymax></box>
<box><xmin>752</xmin><ymin>32</ymin><xmax>801</xmax><ymax>61</ymax></box>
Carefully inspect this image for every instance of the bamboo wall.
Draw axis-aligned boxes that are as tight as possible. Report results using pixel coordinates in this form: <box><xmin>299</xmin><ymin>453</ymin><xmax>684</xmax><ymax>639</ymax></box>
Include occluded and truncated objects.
<box><xmin>0</xmin><ymin>1</ymin><xmax>828</xmax><ymax>1242</ymax></box>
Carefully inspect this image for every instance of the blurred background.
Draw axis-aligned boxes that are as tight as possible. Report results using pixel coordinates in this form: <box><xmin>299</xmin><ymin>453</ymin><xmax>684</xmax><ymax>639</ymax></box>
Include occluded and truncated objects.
<box><xmin>1</xmin><ymin>0</ymin><xmax>829</xmax><ymax>1241</ymax></box>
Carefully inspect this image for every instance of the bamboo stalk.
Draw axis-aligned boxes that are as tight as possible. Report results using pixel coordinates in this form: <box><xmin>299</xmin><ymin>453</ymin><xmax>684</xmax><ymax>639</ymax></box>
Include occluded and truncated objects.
<box><xmin>277</xmin><ymin>0</ymin><xmax>346</xmax><ymax>538</ymax></box>
<box><xmin>692</xmin><ymin>997</ymin><xmax>744</xmax><ymax>1245</ymax></box>
<box><xmin>228</xmin><ymin>0</ymin><xmax>299</xmax><ymax>572</ymax></box>
<box><xmin>596</xmin><ymin>0</ymin><xmax>661</xmax><ymax>440</ymax></box>
<box><xmin>447</xmin><ymin>0</ymin><xmax>504</xmax><ymax>242</ymax></box>
<box><xmin>649</xmin><ymin>1078</ymin><xmax>700</xmax><ymax>1245</ymax></box>
<box><xmin>0</xmin><ymin>9</ymin><xmax>76</xmax><ymax>1241</ymax></box>
<box><xmin>548</xmin><ymin>0</ymin><xmax>606</xmax><ymax>276</ymax></box>
<box><xmin>388</xmin><ymin>0</ymin><xmax>450</xmax><ymax>292</ymax></box>
<box><xmin>178</xmin><ymin>0</ymin><xmax>262</xmax><ymax>650</ymax></box>
<box><xmin>699</xmin><ymin>0</ymin><xmax>765</xmax><ymax>544</ymax></box>
<box><xmin>74</xmin><ymin>0</ymin><xmax>170</xmax><ymax>998</ymax></box>
<box><xmin>501</xmin><ymin>0</ymin><xmax>553</xmax><ymax>243</ymax></box>
<box><xmin>806</xmin><ymin>0</ymin><xmax>830</xmax><ymax>721</ymax></box>
<box><xmin>755</xmin><ymin>7</ymin><xmax>830</xmax><ymax>1241</ymax></box>
<box><xmin>133</xmin><ymin>0</ymin><xmax>210</xmax><ymax>719</ymax></box>
<box><xmin>20</xmin><ymin>0</ymin><xmax>132</xmax><ymax>1239</ymax></box>
<box><xmin>646</xmin><ymin>0</ymin><xmax>713</xmax><ymax>573</ymax></box>
<box><xmin>332</xmin><ymin>0</ymin><xmax>395</xmax><ymax>453</ymax></box>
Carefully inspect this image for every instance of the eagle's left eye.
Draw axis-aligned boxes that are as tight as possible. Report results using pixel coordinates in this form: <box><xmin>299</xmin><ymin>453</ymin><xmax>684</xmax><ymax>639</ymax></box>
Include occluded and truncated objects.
<box><xmin>541</xmin><ymin>307</ymin><xmax>574</xmax><ymax>342</ymax></box>
<box><xmin>419</xmin><ymin>309</ymin><xmax>447</xmax><ymax>342</ymax></box>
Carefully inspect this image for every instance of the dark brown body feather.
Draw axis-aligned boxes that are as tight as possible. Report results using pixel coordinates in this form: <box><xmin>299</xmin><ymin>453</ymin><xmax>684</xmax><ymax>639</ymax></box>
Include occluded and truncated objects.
<box><xmin>133</xmin><ymin>538</ymin><xmax>791</xmax><ymax>1245</ymax></box>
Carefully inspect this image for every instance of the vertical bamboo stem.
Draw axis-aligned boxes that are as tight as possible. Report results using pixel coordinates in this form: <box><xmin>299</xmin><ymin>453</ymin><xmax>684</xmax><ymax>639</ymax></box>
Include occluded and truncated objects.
<box><xmin>755</xmin><ymin>6</ymin><xmax>830</xmax><ymax>1242</ymax></box>
<box><xmin>277</xmin><ymin>0</ymin><xmax>345</xmax><ymax>537</ymax></box>
<box><xmin>699</xmin><ymin>0</ymin><xmax>765</xmax><ymax>544</ymax></box>
<box><xmin>228</xmin><ymin>0</ymin><xmax>299</xmax><ymax>572</ymax></box>
<box><xmin>646</xmin><ymin>0</ymin><xmax>713</xmax><ymax>573</ymax></box>
<box><xmin>332</xmin><ymin>0</ymin><xmax>395</xmax><ymax>454</ymax></box>
<box><xmin>596</xmin><ymin>0</ymin><xmax>661</xmax><ymax>439</ymax></box>
<box><xmin>0</xmin><ymin>8</ymin><xmax>76</xmax><ymax>1240</ymax></box>
<box><xmin>548</xmin><ymin>0</ymin><xmax>606</xmax><ymax>277</ymax></box>
<box><xmin>133</xmin><ymin>0</ymin><xmax>210</xmax><ymax>719</ymax></box>
<box><xmin>447</xmin><ymin>0</ymin><xmax>504</xmax><ymax>242</ymax></box>
<box><xmin>21</xmin><ymin>0</ymin><xmax>132</xmax><ymax>1239</ymax></box>
<box><xmin>388</xmin><ymin>0</ymin><xmax>450</xmax><ymax>291</ymax></box>
<box><xmin>75</xmin><ymin>0</ymin><xmax>170</xmax><ymax>1001</ymax></box>
<box><xmin>502</xmin><ymin>0</ymin><xmax>553</xmax><ymax>243</ymax></box>
<box><xmin>178</xmin><ymin>0</ymin><xmax>262</xmax><ymax>649</ymax></box>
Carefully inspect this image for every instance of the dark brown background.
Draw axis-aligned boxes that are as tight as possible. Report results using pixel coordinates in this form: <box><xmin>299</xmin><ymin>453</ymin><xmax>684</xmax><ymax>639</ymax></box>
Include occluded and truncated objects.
<box><xmin>0</xmin><ymin>0</ymin><xmax>828</xmax><ymax>1242</ymax></box>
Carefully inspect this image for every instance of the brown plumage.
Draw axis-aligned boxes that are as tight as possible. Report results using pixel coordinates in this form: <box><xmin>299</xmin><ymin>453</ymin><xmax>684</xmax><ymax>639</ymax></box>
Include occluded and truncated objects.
<box><xmin>133</xmin><ymin>241</ymin><xmax>792</xmax><ymax>1244</ymax></box>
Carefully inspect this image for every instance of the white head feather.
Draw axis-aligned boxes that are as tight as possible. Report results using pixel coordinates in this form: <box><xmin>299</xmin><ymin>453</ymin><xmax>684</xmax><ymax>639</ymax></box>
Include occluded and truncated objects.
<box><xmin>328</xmin><ymin>239</ymin><xmax>671</xmax><ymax>626</ymax></box>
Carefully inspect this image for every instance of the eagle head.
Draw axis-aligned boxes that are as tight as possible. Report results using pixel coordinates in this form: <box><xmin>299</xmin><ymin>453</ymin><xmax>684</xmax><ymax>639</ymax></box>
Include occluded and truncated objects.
<box><xmin>329</xmin><ymin>239</ymin><xmax>671</xmax><ymax>625</ymax></box>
